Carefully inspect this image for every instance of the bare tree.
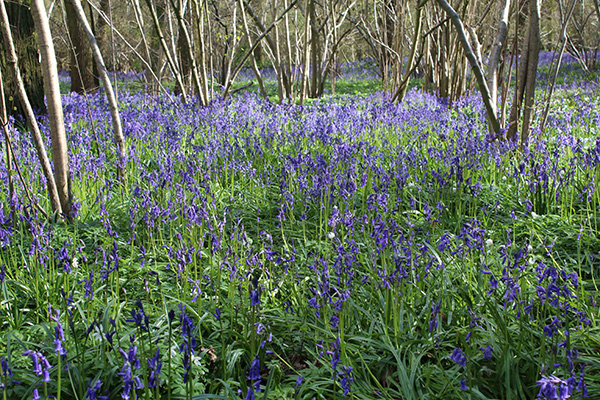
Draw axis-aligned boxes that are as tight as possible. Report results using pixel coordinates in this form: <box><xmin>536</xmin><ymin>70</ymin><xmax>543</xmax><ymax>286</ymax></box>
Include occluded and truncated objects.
<box><xmin>487</xmin><ymin>0</ymin><xmax>511</xmax><ymax>115</ymax></box>
<box><xmin>507</xmin><ymin>0</ymin><xmax>541</xmax><ymax>143</ymax></box>
<box><xmin>0</xmin><ymin>67</ymin><xmax>14</xmax><ymax>202</ymax></box>
<box><xmin>0</xmin><ymin>0</ymin><xmax>63</xmax><ymax>216</ymax></box>
<box><xmin>65</xmin><ymin>0</ymin><xmax>127</xmax><ymax>181</ymax></box>
<box><xmin>144</xmin><ymin>0</ymin><xmax>189</xmax><ymax>101</ymax></box>
<box><xmin>0</xmin><ymin>0</ymin><xmax>46</xmax><ymax>116</ymax></box>
<box><xmin>30</xmin><ymin>0</ymin><xmax>73</xmax><ymax>219</ymax></box>
<box><xmin>434</xmin><ymin>0</ymin><xmax>500</xmax><ymax>134</ymax></box>
<box><xmin>64</xmin><ymin>0</ymin><xmax>99</xmax><ymax>94</ymax></box>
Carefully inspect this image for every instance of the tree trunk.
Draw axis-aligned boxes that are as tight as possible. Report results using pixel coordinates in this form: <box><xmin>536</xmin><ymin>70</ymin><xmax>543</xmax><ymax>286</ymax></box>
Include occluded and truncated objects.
<box><xmin>30</xmin><ymin>0</ymin><xmax>73</xmax><ymax>219</ymax></box>
<box><xmin>487</xmin><ymin>0</ymin><xmax>511</xmax><ymax>113</ymax></box>
<box><xmin>65</xmin><ymin>0</ymin><xmax>99</xmax><ymax>94</ymax></box>
<box><xmin>96</xmin><ymin>0</ymin><xmax>114</xmax><ymax>70</ymax></box>
<box><xmin>0</xmin><ymin>0</ymin><xmax>62</xmax><ymax>216</ymax></box>
<box><xmin>506</xmin><ymin>0</ymin><xmax>540</xmax><ymax>143</ymax></box>
<box><xmin>434</xmin><ymin>0</ymin><xmax>500</xmax><ymax>134</ymax></box>
<box><xmin>64</xmin><ymin>0</ymin><xmax>127</xmax><ymax>181</ymax></box>
<box><xmin>0</xmin><ymin>68</ymin><xmax>14</xmax><ymax>202</ymax></box>
<box><xmin>144</xmin><ymin>0</ymin><xmax>189</xmax><ymax>101</ymax></box>
<box><xmin>520</xmin><ymin>0</ymin><xmax>540</xmax><ymax>145</ymax></box>
<box><xmin>0</xmin><ymin>0</ymin><xmax>46</xmax><ymax>116</ymax></box>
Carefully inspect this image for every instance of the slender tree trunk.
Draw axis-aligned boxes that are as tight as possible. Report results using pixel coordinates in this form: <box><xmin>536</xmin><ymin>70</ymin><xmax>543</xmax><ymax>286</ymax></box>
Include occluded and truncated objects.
<box><xmin>192</xmin><ymin>0</ymin><xmax>211</xmax><ymax>102</ymax></box>
<box><xmin>540</xmin><ymin>0</ymin><xmax>577</xmax><ymax>135</ymax></box>
<box><xmin>309</xmin><ymin>0</ymin><xmax>319</xmax><ymax>97</ymax></box>
<box><xmin>169</xmin><ymin>0</ymin><xmax>206</xmax><ymax>104</ymax></box>
<box><xmin>394</xmin><ymin>2</ymin><xmax>424</xmax><ymax>102</ymax></box>
<box><xmin>145</xmin><ymin>0</ymin><xmax>189</xmax><ymax>101</ymax></box>
<box><xmin>65</xmin><ymin>0</ymin><xmax>127</xmax><ymax>181</ymax></box>
<box><xmin>487</xmin><ymin>0</ymin><xmax>511</xmax><ymax>112</ymax></box>
<box><xmin>506</xmin><ymin>0</ymin><xmax>537</xmax><ymax>142</ymax></box>
<box><xmin>520</xmin><ymin>0</ymin><xmax>540</xmax><ymax>145</ymax></box>
<box><xmin>0</xmin><ymin>0</ymin><xmax>62</xmax><ymax>215</ymax></box>
<box><xmin>0</xmin><ymin>67</ymin><xmax>14</xmax><ymax>202</ymax></box>
<box><xmin>96</xmin><ymin>0</ymin><xmax>112</xmax><ymax>68</ymax></box>
<box><xmin>0</xmin><ymin>0</ymin><xmax>46</xmax><ymax>116</ymax></box>
<box><xmin>30</xmin><ymin>0</ymin><xmax>72</xmax><ymax>219</ymax></box>
<box><xmin>65</xmin><ymin>0</ymin><xmax>98</xmax><ymax>94</ymax></box>
<box><xmin>434</xmin><ymin>0</ymin><xmax>500</xmax><ymax>134</ymax></box>
<box><xmin>300</xmin><ymin>0</ymin><xmax>311</xmax><ymax>104</ymax></box>
<box><xmin>223</xmin><ymin>0</ymin><xmax>298</xmax><ymax>99</ymax></box>
<box><xmin>239</xmin><ymin>0</ymin><xmax>267</xmax><ymax>97</ymax></box>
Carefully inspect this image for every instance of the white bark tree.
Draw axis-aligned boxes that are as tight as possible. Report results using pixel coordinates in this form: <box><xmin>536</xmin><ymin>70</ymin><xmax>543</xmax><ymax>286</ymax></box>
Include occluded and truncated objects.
<box><xmin>30</xmin><ymin>0</ymin><xmax>72</xmax><ymax>219</ymax></box>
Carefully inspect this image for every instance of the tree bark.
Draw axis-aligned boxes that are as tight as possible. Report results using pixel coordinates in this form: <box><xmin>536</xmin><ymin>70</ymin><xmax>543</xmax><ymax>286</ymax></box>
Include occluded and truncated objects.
<box><xmin>0</xmin><ymin>0</ymin><xmax>62</xmax><ymax>216</ymax></box>
<box><xmin>30</xmin><ymin>0</ymin><xmax>72</xmax><ymax>219</ymax></box>
<box><xmin>239</xmin><ymin>0</ymin><xmax>267</xmax><ymax>97</ymax></box>
<box><xmin>487</xmin><ymin>0</ymin><xmax>511</xmax><ymax>112</ymax></box>
<box><xmin>144</xmin><ymin>0</ymin><xmax>189</xmax><ymax>102</ymax></box>
<box><xmin>65</xmin><ymin>0</ymin><xmax>99</xmax><ymax>94</ymax></box>
<box><xmin>0</xmin><ymin>67</ymin><xmax>14</xmax><ymax>202</ymax></box>
<box><xmin>434</xmin><ymin>0</ymin><xmax>500</xmax><ymax>134</ymax></box>
<box><xmin>0</xmin><ymin>0</ymin><xmax>46</xmax><ymax>116</ymax></box>
<box><xmin>64</xmin><ymin>0</ymin><xmax>127</xmax><ymax>181</ymax></box>
<box><xmin>506</xmin><ymin>0</ymin><xmax>540</xmax><ymax>143</ymax></box>
<box><xmin>520</xmin><ymin>0</ymin><xmax>540</xmax><ymax>144</ymax></box>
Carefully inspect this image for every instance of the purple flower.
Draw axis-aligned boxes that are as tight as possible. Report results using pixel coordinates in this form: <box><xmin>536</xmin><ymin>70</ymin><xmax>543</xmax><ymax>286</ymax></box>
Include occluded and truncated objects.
<box><xmin>537</xmin><ymin>375</ymin><xmax>573</xmax><ymax>400</ymax></box>
<box><xmin>450</xmin><ymin>348</ymin><xmax>466</xmax><ymax>367</ymax></box>
<box><xmin>86</xmin><ymin>379</ymin><xmax>108</xmax><ymax>400</ymax></box>
<box><xmin>249</xmin><ymin>288</ymin><xmax>261</xmax><ymax>307</ymax></box>
<box><xmin>84</xmin><ymin>270</ymin><xmax>94</xmax><ymax>299</ymax></box>
<box><xmin>245</xmin><ymin>387</ymin><xmax>256</xmax><ymax>400</ymax></box>
<box><xmin>460</xmin><ymin>379</ymin><xmax>468</xmax><ymax>390</ymax></box>
<box><xmin>295</xmin><ymin>375</ymin><xmax>303</xmax><ymax>393</ymax></box>
<box><xmin>118</xmin><ymin>344</ymin><xmax>143</xmax><ymax>399</ymax></box>
<box><xmin>179</xmin><ymin>304</ymin><xmax>196</xmax><ymax>383</ymax></box>
<box><xmin>481</xmin><ymin>345</ymin><xmax>493</xmax><ymax>360</ymax></box>
<box><xmin>248</xmin><ymin>355</ymin><xmax>261</xmax><ymax>381</ymax></box>
<box><xmin>212</xmin><ymin>307</ymin><xmax>221</xmax><ymax>321</ymax></box>
<box><xmin>126</xmin><ymin>301</ymin><xmax>149</xmax><ymax>332</ymax></box>
<box><xmin>1</xmin><ymin>356</ymin><xmax>12</xmax><ymax>377</ymax></box>
<box><xmin>22</xmin><ymin>350</ymin><xmax>52</xmax><ymax>382</ymax></box>
<box><xmin>339</xmin><ymin>365</ymin><xmax>354</xmax><ymax>396</ymax></box>
<box><xmin>147</xmin><ymin>348</ymin><xmax>162</xmax><ymax>388</ymax></box>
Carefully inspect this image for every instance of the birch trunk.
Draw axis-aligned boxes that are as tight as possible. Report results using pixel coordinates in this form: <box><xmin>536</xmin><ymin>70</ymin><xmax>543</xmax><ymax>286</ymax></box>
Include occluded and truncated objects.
<box><xmin>30</xmin><ymin>0</ymin><xmax>72</xmax><ymax>218</ymax></box>
<box><xmin>0</xmin><ymin>0</ymin><xmax>62</xmax><ymax>215</ymax></box>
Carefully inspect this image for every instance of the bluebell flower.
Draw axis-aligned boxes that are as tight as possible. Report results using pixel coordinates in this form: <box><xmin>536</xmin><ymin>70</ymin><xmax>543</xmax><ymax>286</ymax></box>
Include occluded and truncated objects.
<box><xmin>481</xmin><ymin>345</ymin><xmax>493</xmax><ymax>360</ymax></box>
<box><xmin>450</xmin><ymin>348</ymin><xmax>466</xmax><ymax>367</ymax></box>
<box><xmin>22</xmin><ymin>350</ymin><xmax>52</xmax><ymax>382</ymax></box>
<box><xmin>86</xmin><ymin>379</ymin><xmax>108</xmax><ymax>400</ymax></box>
<box><xmin>179</xmin><ymin>304</ymin><xmax>196</xmax><ymax>383</ymax></box>
<box><xmin>118</xmin><ymin>344</ymin><xmax>143</xmax><ymax>399</ymax></box>
<box><xmin>1</xmin><ymin>356</ymin><xmax>12</xmax><ymax>377</ymax></box>
<box><xmin>536</xmin><ymin>375</ymin><xmax>572</xmax><ymax>400</ymax></box>
<box><xmin>295</xmin><ymin>375</ymin><xmax>303</xmax><ymax>393</ymax></box>
<box><xmin>212</xmin><ymin>307</ymin><xmax>221</xmax><ymax>321</ymax></box>
<box><xmin>245</xmin><ymin>387</ymin><xmax>255</xmax><ymax>400</ymax></box>
<box><xmin>248</xmin><ymin>356</ymin><xmax>261</xmax><ymax>381</ymax></box>
<box><xmin>84</xmin><ymin>270</ymin><xmax>94</xmax><ymax>299</ymax></box>
<box><xmin>126</xmin><ymin>300</ymin><xmax>149</xmax><ymax>332</ymax></box>
<box><xmin>147</xmin><ymin>348</ymin><xmax>162</xmax><ymax>388</ymax></box>
<box><xmin>339</xmin><ymin>365</ymin><xmax>353</xmax><ymax>396</ymax></box>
